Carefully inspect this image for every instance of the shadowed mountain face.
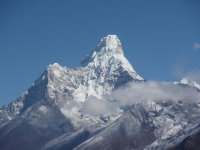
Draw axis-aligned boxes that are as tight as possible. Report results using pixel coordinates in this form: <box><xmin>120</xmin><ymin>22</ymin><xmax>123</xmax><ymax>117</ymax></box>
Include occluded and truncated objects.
<box><xmin>168</xmin><ymin>126</ymin><xmax>200</xmax><ymax>150</ymax></box>
<box><xmin>73</xmin><ymin>113</ymin><xmax>157</xmax><ymax>150</ymax></box>
<box><xmin>176</xmin><ymin>132</ymin><xmax>200</xmax><ymax>150</ymax></box>
<box><xmin>0</xmin><ymin>104</ymin><xmax>74</xmax><ymax>150</ymax></box>
<box><xmin>0</xmin><ymin>35</ymin><xmax>200</xmax><ymax>150</ymax></box>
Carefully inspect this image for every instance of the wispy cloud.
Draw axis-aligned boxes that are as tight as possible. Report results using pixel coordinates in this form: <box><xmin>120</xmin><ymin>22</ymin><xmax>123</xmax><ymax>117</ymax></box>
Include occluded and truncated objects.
<box><xmin>184</xmin><ymin>71</ymin><xmax>200</xmax><ymax>83</ymax></box>
<box><xmin>111</xmin><ymin>81</ymin><xmax>200</xmax><ymax>105</ymax></box>
<box><xmin>81</xmin><ymin>96</ymin><xmax>116</xmax><ymax>115</ymax></box>
<box><xmin>172</xmin><ymin>56</ymin><xmax>200</xmax><ymax>83</ymax></box>
<box><xmin>193</xmin><ymin>42</ymin><xmax>200</xmax><ymax>51</ymax></box>
<box><xmin>172</xmin><ymin>57</ymin><xmax>187</xmax><ymax>78</ymax></box>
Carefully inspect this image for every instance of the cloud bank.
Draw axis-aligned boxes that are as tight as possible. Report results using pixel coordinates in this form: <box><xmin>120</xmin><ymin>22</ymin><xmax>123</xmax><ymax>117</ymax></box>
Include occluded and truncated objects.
<box><xmin>111</xmin><ymin>81</ymin><xmax>200</xmax><ymax>105</ymax></box>
<box><xmin>81</xmin><ymin>81</ymin><xmax>200</xmax><ymax>115</ymax></box>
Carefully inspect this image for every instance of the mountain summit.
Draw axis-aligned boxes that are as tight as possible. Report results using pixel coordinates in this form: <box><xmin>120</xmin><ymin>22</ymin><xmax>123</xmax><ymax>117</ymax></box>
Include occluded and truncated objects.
<box><xmin>81</xmin><ymin>35</ymin><xmax>143</xmax><ymax>81</ymax></box>
<box><xmin>81</xmin><ymin>35</ymin><xmax>125</xmax><ymax>67</ymax></box>
<box><xmin>97</xmin><ymin>34</ymin><xmax>123</xmax><ymax>53</ymax></box>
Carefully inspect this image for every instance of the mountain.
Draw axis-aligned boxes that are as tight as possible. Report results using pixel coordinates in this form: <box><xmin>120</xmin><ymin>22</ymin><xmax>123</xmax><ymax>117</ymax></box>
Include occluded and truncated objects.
<box><xmin>0</xmin><ymin>35</ymin><xmax>200</xmax><ymax>150</ymax></box>
<box><xmin>180</xmin><ymin>78</ymin><xmax>200</xmax><ymax>91</ymax></box>
<box><xmin>0</xmin><ymin>35</ymin><xmax>142</xmax><ymax>126</ymax></box>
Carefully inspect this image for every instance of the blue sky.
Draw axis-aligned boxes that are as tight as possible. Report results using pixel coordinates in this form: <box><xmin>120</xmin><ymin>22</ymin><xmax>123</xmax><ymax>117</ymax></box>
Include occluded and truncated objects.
<box><xmin>0</xmin><ymin>0</ymin><xmax>200</xmax><ymax>106</ymax></box>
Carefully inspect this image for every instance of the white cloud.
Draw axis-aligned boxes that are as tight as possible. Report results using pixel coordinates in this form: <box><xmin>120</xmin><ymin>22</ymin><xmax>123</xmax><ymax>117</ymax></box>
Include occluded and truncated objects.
<box><xmin>81</xmin><ymin>96</ymin><xmax>116</xmax><ymax>115</ymax></box>
<box><xmin>111</xmin><ymin>81</ymin><xmax>200</xmax><ymax>105</ymax></box>
<box><xmin>80</xmin><ymin>81</ymin><xmax>200</xmax><ymax>115</ymax></box>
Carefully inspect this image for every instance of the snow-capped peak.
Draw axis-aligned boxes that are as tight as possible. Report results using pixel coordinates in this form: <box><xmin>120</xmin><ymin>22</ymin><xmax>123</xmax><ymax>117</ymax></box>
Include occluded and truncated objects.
<box><xmin>81</xmin><ymin>34</ymin><xmax>143</xmax><ymax>81</ymax></box>
<box><xmin>180</xmin><ymin>77</ymin><xmax>200</xmax><ymax>90</ymax></box>
<box><xmin>47</xmin><ymin>63</ymin><xmax>64</xmax><ymax>73</ymax></box>
<box><xmin>97</xmin><ymin>34</ymin><xmax>123</xmax><ymax>54</ymax></box>
<box><xmin>48</xmin><ymin>63</ymin><xmax>61</xmax><ymax>68</ymax></box>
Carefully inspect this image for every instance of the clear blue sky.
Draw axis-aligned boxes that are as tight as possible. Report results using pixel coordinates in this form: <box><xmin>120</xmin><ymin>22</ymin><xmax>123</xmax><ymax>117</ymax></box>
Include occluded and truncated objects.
<box><xmin>0</xmin><ymin>0</ymin><xmax>200</xmax><ymax>106</ymax></box>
